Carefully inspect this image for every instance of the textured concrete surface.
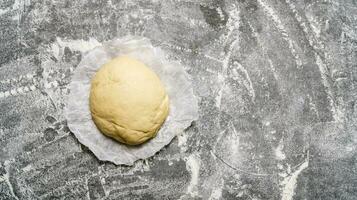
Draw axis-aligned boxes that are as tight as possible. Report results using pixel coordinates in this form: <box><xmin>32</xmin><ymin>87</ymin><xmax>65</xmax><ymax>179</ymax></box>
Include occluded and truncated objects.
<box><xmin>0</xmin><ymin>0</ymin><xmax>357</xmax><ymax>199</ymax></box>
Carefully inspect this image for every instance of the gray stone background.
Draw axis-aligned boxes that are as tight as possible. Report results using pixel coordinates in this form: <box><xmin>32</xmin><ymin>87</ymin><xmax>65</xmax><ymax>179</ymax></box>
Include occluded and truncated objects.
<box><xmin>0</xmin><ymin>0</ymin><xmax>356</xmax><ymax>199</ymax></box>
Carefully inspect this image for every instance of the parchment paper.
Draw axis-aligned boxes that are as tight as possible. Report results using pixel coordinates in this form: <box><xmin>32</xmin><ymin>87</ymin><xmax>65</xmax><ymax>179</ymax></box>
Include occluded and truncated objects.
<box><xmin>65</xmin><ymin>36</ymin><xmax>199</xmax><ymax>165</ymax></box>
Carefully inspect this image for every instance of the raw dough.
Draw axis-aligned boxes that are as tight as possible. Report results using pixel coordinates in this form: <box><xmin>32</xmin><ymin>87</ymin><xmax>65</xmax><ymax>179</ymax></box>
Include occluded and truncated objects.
<box><xmin>89</xmin><ymin>56</ymin><xmax>169</xmax><ymax>145</ymax></box>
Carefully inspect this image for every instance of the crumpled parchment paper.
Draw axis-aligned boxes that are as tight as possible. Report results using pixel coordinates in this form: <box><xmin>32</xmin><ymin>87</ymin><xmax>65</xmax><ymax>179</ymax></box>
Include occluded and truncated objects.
<box><xmin>65</xmin><ymin>36</ymin><xmax>199</xmax><ymax>165</ymax></box>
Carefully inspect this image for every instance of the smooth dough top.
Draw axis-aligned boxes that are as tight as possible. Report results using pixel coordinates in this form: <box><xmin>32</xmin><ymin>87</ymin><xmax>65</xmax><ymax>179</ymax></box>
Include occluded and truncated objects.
<box><xmin>89</xmin><ymin>56</ymin><xmax>169</xmax><ymax>145</ymax></box>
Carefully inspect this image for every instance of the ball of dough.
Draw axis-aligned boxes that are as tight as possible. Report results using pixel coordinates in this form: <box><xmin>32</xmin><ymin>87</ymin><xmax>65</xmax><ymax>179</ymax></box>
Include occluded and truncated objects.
<box><xmin>89</xmin><ymin>56</ymin><xmax>169</xmax><ymax>145</ymax></box>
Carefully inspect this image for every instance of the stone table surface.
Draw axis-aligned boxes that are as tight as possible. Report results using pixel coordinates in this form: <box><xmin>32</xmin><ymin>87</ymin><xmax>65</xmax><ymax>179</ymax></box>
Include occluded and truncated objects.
<box><xmin>1</xmin><ymin>0</ymin><xmax>357</xmax><ymax>199</ymax></box>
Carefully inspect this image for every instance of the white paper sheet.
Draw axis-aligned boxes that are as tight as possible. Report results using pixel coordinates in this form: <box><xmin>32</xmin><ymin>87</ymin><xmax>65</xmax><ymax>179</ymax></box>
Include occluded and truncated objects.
<box><xmin>65</xmin><ymin>36</ymin><xmax>199</xmax><ymax>165</ymax></box>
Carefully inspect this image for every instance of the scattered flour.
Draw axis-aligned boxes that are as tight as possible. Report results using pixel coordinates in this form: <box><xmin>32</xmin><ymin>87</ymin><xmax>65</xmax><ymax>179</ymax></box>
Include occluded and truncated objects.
<box><xmin>208</xmin><ymin>178</ymin><xmax>224</xmax><ymax>200</ymax></box>
<box><xmin>177</xmin><ymin>133</ymin><xmax>189</xmax><ymax>153</ymax></box>
<box><xmin>185</xmin><ymin>154</ymin><xmax>201</xmax><ymax>198</ymax></box>
<box><xmin>51</xmin><ymin>37</ymin><xmax>101</xmax><ymax>60</ymax></box>
<box><xmin>275</xmin><ymin>138</ymin><xmax>286</xmax><ymax>160</ymax></box>
<box><xmin>281</xmin><ymin>160</ymin><xmax>308</xmax><ymax>200</ymax></box>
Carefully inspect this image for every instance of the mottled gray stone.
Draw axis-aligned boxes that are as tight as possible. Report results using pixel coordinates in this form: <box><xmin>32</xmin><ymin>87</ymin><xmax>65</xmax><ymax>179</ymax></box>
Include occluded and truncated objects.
<box><xmin>1</xmin><ymin>0</ymin><xmax>357</xmax><ymax>199</ymax></box>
